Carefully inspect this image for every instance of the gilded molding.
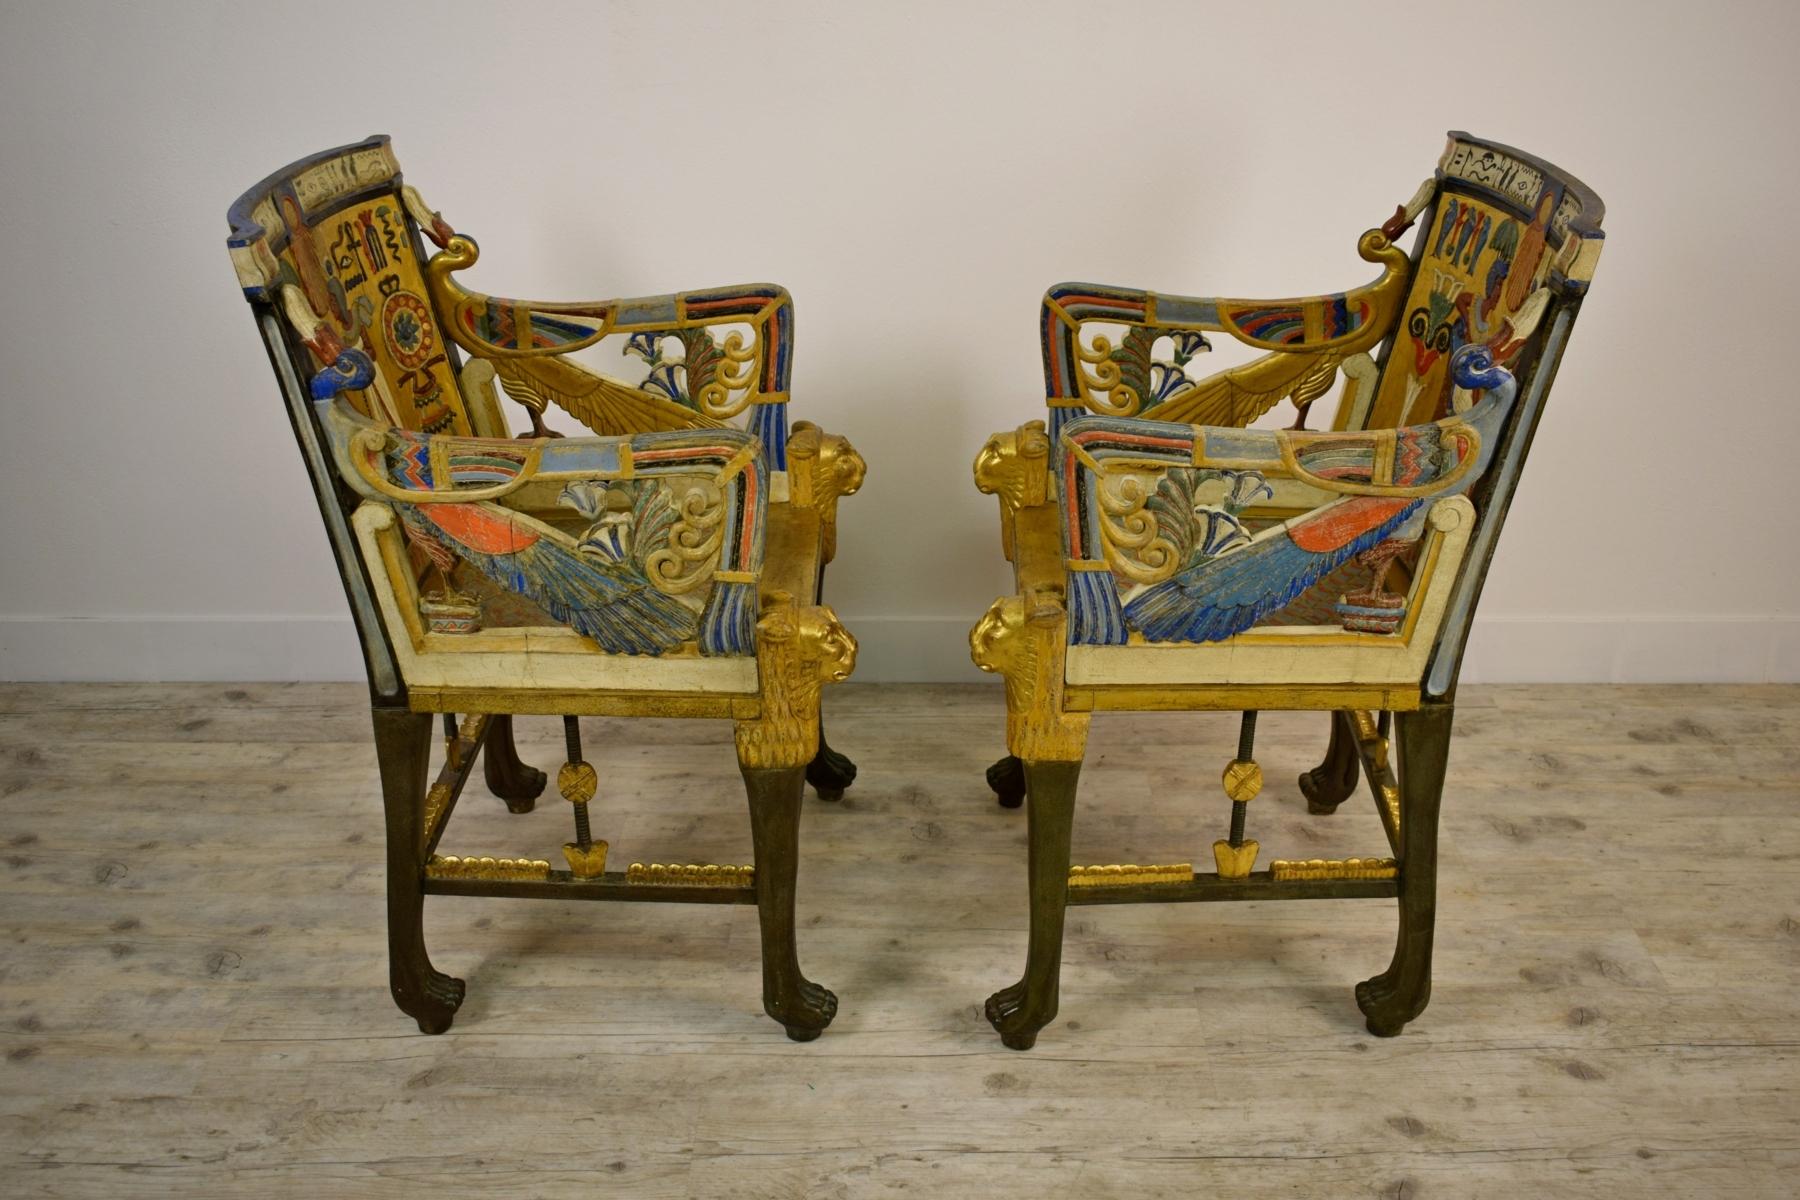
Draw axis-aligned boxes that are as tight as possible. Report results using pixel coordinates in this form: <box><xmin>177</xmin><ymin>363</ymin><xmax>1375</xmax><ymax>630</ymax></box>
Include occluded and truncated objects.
<box><xmin>970</xmin><ymin>589</ymin><xmax>1089</xmax><ymax>762</ymax></box>
<box><xmin>1269</xmin><ymin>857</ymin><xmax>1397</xmax><ymax>881</ymax></box>
<box><xmin>420</xmin><ymin>782</ymin><xmax>454</xmax><ymax>852</ymax></box>
<box><xmin>1350</xmin><ymin>710</ymin><xmax>1402</xmax><ymax>832</ymax></box>
<box><xmin>785</xmin><ymin>420</ymin><xmax>865</xmax><ymax>564</ymax></box>
<box><xmin>1222</xmin><ymin>759</ymin><xmax>1264</xmax><ymax>803</ymax></box>
<box><xmin>734</xmin><ymin>592</ymin><xmax>858</xmax><ymax>769</ymax></box>
<box><xmin>562</xmin><ymin>841</ymin><xmax>609</xmax><ymax>878</ymax></box>
<box><xmin>973</xmin><ymin>421</ymin><xmax>1052</xmax><ymax>559</ymax></box>
<box><xmin>426</xmin><ymin>854</ymin><xmax>552</xmax><ymax>881</ymax></box>
<box><xmin>1350</xmin><ymin>710</ymin><xmax>1388</xmax><ymax>770</ymax></box>
<box><xmin>627</xmin><ymin>862</ymin><xmax>755</xmax><ymax>888</ymax></box>
<box><xmin>1212</xmin><ymin>839</ymin><xmax>1260</xmax><ymax>879</ymax></box>
<box><xmin>558</xmin><ymin>761</ymin><xmax>598</xmax><ymax>805</ymax></box>
<box><xmin>1069</xmin><ymin>863</ymin><xmax>1193</xmax><ymax>889</ymax></box>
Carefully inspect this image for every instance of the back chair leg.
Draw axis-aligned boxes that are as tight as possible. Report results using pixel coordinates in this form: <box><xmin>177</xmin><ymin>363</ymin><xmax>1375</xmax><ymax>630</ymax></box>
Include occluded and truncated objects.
<box><xmin>373</xmin><ymin>707</ymin><xmax>464</xmax><ymax>1034</ymax></box>
<box><xmin>1299</xmin><ymin>710</ymin><xmax>1362</xmax><ymax>813</ymax></box>
<box><xmin>482</xmin><ymin>715</ymin><xmax>546</xmax><ymax>813</ymax></box>
<box><xmin>987</xmin><ymin>758</ymin><xmax>1080</xmax><ymax>1050</ymax></box>
<box><xmin>1356</xmin><ymin>701</ymin><xmax>1454</xmax><ymax>1036</ymax></box>
<box><xmin>742</xmin><ymin>764</ymin><xmax>838</xmax><ymax>1041</ymax></box>
<box><xmin>805</xmin><ymin>728</ymin><xmax>858</xmax><ymax>802</ymax></box>
<box><xmin>985</xmin><ymin>753</ymin><xmax>1026</xmax><ymax>808</ymax></box>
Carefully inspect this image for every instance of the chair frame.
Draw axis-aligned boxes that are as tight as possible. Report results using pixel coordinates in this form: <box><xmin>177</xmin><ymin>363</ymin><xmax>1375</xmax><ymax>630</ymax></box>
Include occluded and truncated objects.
<box><xmin>230</xmin><ymin>137</ymin><xmax>861</xmax><ymax>1039</ymax></box>
<box><xmin>972</xmin><ymin>132</ymin><xmax>1604</xmax><ymax>1048</ymax></box>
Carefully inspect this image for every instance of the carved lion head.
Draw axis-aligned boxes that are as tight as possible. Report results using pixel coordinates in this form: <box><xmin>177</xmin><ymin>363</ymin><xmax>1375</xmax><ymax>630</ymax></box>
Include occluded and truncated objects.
<box><xmin>973</xmin><ymin>420</ymin><xmax>1051</xmax><ymax>506</ymax></box>
<box><xmin>789</xmin><ymin>420</ymin><xmax>866</xmax><ymax>501</ymax></box>
<box><xmin>969</xmin><ymin>595</ymin><xmax>1025</xmax><ymax>676</ymax></box>
<box><xmin>759</xmin><ymin>592</ymin><xmax>858</xmax><ymax>684</ymax></box>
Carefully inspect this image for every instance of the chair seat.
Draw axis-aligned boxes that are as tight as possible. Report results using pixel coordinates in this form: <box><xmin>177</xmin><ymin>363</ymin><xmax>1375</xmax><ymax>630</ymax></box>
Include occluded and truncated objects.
<box><xmin>351</xmin><ymin>497</ymin><xmax>830</xmax><ymax>707</ymax></box>
<box><xmin>1002</xmin><ymin>494</ymin><xmax>1474</xmax><ymax>696</ymax></box>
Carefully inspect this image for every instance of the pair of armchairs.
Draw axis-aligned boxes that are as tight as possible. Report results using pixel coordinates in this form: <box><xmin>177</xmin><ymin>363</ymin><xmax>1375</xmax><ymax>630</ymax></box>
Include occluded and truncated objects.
<box><xmin>230</xmin><ymin>132</ymin><xmax>1601</xmax><ymax>1048</ymax></box>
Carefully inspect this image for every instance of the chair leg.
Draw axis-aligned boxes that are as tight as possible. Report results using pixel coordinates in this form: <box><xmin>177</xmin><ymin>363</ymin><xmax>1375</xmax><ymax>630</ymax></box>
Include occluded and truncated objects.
<box><xmin>986</xmin><ymin>754</ymin><xmax>1026</xmax><ymax>808</ymax></box>
<box><xmin>986</xmin><ymin>758</ymin><xmax>1079</xmax><ymax>1050</ymax></box>
<box><xmin>742</xmin><ymin>764</ymin><xmax>838</xmax><ymax>1041</ymax></box>
<box><xmin>373</xmin><ymin>707</ymin><xmax>464</xmax><ymax>1034</ymax></box>
<box><xmin>482</xmin><ymin>715</ymin><xmax>546</xmax><ymax>813</ymax></box>
<box><xmin>805</xmin><ymin>727</ymin><xmax>858</xmax><ymax>802</ymax></box>
<box><xmin>1299</xmin><ymin>709</ymin><xmax>1361</xmax><ymax>814</ymax></box>
<box><xmin>1356</xmin><ymin>701</ymin><xmax>1453</xmax><ymax>1037</ymax></box>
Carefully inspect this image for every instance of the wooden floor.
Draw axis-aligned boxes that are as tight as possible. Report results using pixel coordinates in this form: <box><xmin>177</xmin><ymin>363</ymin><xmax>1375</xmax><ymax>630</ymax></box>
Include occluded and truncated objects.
<box><xmin>1</xmin><ymin>683</ymin><xmax>1796</xmax><ymax>1197</ymax></box>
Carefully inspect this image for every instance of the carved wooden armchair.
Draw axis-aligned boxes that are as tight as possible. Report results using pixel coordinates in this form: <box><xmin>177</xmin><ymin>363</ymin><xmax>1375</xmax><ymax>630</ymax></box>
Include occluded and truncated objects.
<box><xmin>972</xmin><ymin>132</ymin><xmax>1604</xmax><ymax>1048</ymax></box>
<box><xmin>227</xmin><ymin>137</ymin><xmax>863</xmax><ymax>1039</ymax></box>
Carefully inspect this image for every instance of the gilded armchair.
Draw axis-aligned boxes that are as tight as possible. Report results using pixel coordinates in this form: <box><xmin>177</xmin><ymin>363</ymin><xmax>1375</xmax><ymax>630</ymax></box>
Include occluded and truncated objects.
<box><xmin>972</xmin><ymin>132</ymin><xmax>1604</xmax><ymax>1048</ymax></box>
<box><xmin>228</xmin><ymin>137</ymin><xmax>863</xmax><ymax>1039</ymax></box>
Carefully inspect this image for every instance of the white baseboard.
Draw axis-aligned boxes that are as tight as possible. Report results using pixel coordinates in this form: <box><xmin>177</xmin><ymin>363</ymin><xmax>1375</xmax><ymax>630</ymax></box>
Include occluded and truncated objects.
<box><xmin>1</xmin><ymin>614</ymin><xmax>1796</xmax><ymax>684</ymax></box>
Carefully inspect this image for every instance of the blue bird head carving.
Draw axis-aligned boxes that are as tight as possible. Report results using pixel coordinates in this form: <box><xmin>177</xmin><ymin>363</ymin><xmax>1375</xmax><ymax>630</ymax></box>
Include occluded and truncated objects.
<box><xmin>309</xmin><ymin>347</ymin><xmax>377</xmax><ymax>401</ymax></box>
<box><xmin>1448</xmin><ymin>343</ymin><xmax>1509</xmax><ymax>395</ymax></box>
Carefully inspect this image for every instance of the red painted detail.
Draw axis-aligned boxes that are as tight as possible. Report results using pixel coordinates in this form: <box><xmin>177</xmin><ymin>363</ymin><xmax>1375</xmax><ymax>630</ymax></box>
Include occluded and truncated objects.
<box><xmin>1289</xmin><ymin>497</ymin><xmax>1411</xmax><ymax>553</ymax></box>
<box><xmin>1067</xmin><ymin>429</ymin><xmax>1193</xmax><ymax>452</ymax></box>
<box><xmin>1063</xmin><ymin>453</ymin><xmax>1085</xmax><ymax>556</ymax></box>
<box><xmin>424</xmin><ymin>504</ymin><xmax>539</xmax><ymax>554</ymax></box>
<box><xmin>633</xmin><ymin>446</ymin><xmax>734</xmax><ymax>462</ymax></box>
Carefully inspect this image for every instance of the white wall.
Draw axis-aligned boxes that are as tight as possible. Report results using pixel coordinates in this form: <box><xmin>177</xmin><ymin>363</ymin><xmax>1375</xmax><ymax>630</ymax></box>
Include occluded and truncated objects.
<box><xmin>1</xmin><ymin>0</ymin><xmax>1796</xmax><ymax>683</ymax></box>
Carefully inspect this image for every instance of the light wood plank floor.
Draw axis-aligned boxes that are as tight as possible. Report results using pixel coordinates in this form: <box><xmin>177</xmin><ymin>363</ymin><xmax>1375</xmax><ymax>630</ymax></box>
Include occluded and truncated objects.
<box><xmin>1</xmin><ymin>683</ymin><xmax>1796</xmax><ymax>1198</ymax></box>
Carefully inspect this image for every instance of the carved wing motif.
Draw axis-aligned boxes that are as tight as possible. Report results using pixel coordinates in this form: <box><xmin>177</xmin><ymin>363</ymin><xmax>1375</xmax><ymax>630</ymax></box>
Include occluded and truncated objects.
<box><xmin>1145</xmin><ymin>469</ymin><xmax>1199</xmax><ymax>572</ymax></box>
<box><xmin>493</xmin><ymin>355</ymin><xmax>725</xmax><ymax>437</ymax></box>
<box><xmin>628</xmin><ymin>481</ymin><xmax>679</xmax><ymax>578</ymax></box>
<box><xmin>1152</xmin><ymin>350</ymin><xmax>1343</xmax><ymax>428</ymax></box>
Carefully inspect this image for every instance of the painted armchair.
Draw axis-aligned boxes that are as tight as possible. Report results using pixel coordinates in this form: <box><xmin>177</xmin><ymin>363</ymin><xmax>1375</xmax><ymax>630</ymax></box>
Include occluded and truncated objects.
<box><xmin>972</xmin><ymin>132</ymin><xmax>1604</xmax><ymax>1048</ymax></box>
<box><xmin>227</xmin><ymin>137</ymin><xmax>862</xmax><ymax>1039</ymax></box>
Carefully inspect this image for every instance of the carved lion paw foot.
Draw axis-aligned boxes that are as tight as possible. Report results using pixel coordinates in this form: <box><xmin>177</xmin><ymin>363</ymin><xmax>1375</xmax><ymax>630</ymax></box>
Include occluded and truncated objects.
<box><xmin>985</xmin><ymin>980</ymin><xmax>1051</xmax><ymax>1050</ymax></box>
<box><xmin>1355</xmin><ymin>971</ymin><xmax>1422</xmax><ymax>1038</ymax></box>
<box><xmin>986</xmin><ymin>755</ymin><xmax>1026</xmax><ymax>809</ymax></box>
<box><xmin>769</xmin><ymin>979</ymin><xmax>838</xmax><ymax>1042</ymax></box>
<box><xmin>499</xmin><ymin>765</ymin><xmax>546</xmax><ymax>813</ymax></box>
<box><xmin>489</xmin><ymin>758</ymin><xmax>547</xmax><ymax>813</ymax></box>
<box><xmin>401</xmin><ymin>970</ymin><xmax>466</xmax><ymax>1035</ymax></box>
<box><xmin>1298</xmin><ymin>766</ymin><xmax>1352</xmax><ymax>814</ymax></box>
<box><xmin>806</xmin><ymin>743</ymin><xmax>858</xmax><ymax>802</ymax></box>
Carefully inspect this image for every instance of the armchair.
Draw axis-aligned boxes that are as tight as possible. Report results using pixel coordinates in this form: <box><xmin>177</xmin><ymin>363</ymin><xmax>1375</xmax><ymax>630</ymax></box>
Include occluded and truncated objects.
<box><xmin>972</xmin><ymin>132</ymin><xmax>1604</xmax><ymax>1048</ymax></box>
<box><xmin>228</xmin><ymin>137</ymin><xmax>861</xmax><ymax>1039</ymax></box>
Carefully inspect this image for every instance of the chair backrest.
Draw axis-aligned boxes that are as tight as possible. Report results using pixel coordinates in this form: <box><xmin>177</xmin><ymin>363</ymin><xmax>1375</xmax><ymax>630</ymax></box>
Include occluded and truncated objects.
<box><xmin>228</xmin><ymin>136</ymin><xmax>474</xmax><ymax>437</ymax></box>
<box><xmin>1365</xmin><ymin>132</ymin><xmax>1603</xmax><ymax>432</ymax></box>
<box><xmin>1388</xmin><ymin>134</ymin><xmax>1603</xmax><ymax>696</ymax></box>
<box><xmin>229</xmin><ymin>136</ymin><xmax>466</xmax><ymax>701</ymax></box>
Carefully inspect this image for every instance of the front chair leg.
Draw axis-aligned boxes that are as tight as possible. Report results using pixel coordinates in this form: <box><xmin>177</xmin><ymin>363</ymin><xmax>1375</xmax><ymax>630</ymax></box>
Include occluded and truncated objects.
<box><xmin>373</xmin><ymin>707</ymin><xmax>464</xmax><ymax>1034</ymax></box>
<box><xmin>986</xmin><ymin>754</ymin><xmax>1026</xmax><ymax>808</ymax></box>
<box><xmin>805</xmin><ymin>727</ymin><xmax>858</xmax><ymax>802</ymax></box>
<box><xmin>1357</xmin><ymin>702</ymin><xmax>1453</xmax><ymax>1036</ymax></box>
<box><xmin>1299</xmin><ymin>709</ymin><xmax>1361</xmax><ymax>813</ymax></box>
<box><xmin>987</xmin><ymin>758</ymin><xmax>1079</xmax><ymax>1050</ymax></box>
<box><xmin>482</xmin><ymin>714</ymin><xmax>546</xmax><ymax>813</ymax></box>
<box><xmin>742</xmin><ymin>765</ymin><xmax>838</xmax><ymax>1041</ymax></box>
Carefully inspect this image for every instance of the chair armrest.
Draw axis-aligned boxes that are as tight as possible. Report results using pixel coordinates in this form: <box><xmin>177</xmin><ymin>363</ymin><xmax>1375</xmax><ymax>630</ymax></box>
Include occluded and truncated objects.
<box><xmin>422</xmin><ymin>232</ymin><xmax>791</xmax><ymax>417</ymax></box>
<box><xmin>310</xmin><ymin>348</ymin><xmax>769</xmax><ymax>657</ymax></box>
<box><xmin>1039</xmin><ymin>180</ymin><xmax>1435</xmax><ymax>438</ymax></box>
<box><xmin>1052</xmin><ymin>337</ymin><xmax>1519</xmax><ymax>647</ymax></box>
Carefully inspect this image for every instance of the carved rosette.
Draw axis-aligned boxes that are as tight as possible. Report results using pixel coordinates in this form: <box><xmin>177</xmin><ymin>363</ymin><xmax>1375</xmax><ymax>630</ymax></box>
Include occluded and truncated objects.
<box><xmin>969</xmin><ymin>589</ymin><xmax>1089</xmax><ymax>762</ymax></box>
<box><xmin>973</xmin><ymin>420</ymin><xmax>1052</xmax><ymax>559</ymax></box>
<box><xmin>735</xmin><ymin>591</ymin><xmax>858</xmax><ymax>769</ymax></box>
<box><xmin>785</xmin><ymin>420</ymin><xmax>866</xmax><ymax>564</ymax></box>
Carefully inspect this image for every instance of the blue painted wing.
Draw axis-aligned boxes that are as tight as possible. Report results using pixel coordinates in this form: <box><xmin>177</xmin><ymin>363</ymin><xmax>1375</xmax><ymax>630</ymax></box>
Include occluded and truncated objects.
<box><xmin>405</xmin><ymin>503</ymin><xmax>697</xmax><ymax>655</ymax></box>
<box><xmin>1123</xmin><ymin>497</ymin><xmax>1419</xmax><ymax>643</ymax></box>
